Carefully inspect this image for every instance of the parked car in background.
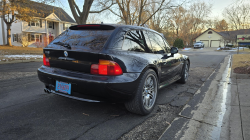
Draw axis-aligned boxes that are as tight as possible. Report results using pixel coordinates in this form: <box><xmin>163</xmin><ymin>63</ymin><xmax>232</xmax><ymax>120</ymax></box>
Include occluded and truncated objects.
<box><xmin>37</xmin><ymin>24</ymin><xmax>190</xmax><ymax>115</ymax></box>
<box><xmin>193</xmin><ymin>41</ymin><xmax>204</xmax><ymax>48</ymax></box>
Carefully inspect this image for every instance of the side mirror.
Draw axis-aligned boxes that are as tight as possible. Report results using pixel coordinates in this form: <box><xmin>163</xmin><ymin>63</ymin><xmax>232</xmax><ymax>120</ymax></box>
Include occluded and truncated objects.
<box><xmin>170</xmin><ymin>47</ymin><xmax>178</xmax><ymax>54</ymax></box>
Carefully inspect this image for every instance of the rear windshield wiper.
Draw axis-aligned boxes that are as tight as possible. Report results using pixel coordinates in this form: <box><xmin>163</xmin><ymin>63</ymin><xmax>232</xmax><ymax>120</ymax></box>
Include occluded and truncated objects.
<box><xmin>53</xmin><ymin>41</ymin><xmax>71</xmax><ymax>49</ymax></box>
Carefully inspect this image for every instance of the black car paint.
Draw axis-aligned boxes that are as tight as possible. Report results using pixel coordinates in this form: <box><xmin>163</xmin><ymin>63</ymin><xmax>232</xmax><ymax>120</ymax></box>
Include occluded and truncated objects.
<box><xmin>38</xmin><ymin>24</ymin><xmax>189</xmax><ymax>102</ymax></box>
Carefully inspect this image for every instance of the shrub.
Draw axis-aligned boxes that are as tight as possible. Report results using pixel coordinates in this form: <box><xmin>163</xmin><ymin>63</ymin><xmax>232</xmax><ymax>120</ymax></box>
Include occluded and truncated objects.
<box><xmin>18</xmin><ymin>33</ymin><xmax>29</xmax><ymax>47</ymax></box>
<box><xmin>173</xmin><ymin>38</ymin><xmax>184</xmax><ymax>49</ymax></box>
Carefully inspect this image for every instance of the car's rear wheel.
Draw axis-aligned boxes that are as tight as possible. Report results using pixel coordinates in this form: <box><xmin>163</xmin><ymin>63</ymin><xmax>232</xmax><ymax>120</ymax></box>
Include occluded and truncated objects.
<box><xmin>178</xmin><ymin>61</ymin><xmax>189</xmax><ymax>84</ymax></box>
<box><xmin>125</xmin><ymin>69</ymin><xmax>158</xmax><ymax>115</ymax></box>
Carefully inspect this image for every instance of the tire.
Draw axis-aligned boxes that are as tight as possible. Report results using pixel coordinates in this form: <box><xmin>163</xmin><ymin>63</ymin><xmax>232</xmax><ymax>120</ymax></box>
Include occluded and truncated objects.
<box><xmin>125</xmin><ymin>69</ymin><xmax>158</xmax><ymax>115</ymax></box>
<box><xmin>178</xmin><ymin>61</ymin><xmax>189</xmax><ymax>84</ymax></box>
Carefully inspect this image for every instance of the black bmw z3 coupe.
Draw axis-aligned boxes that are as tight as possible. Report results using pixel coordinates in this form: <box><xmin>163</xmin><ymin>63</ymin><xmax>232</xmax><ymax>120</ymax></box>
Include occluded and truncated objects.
<box><xmin>37</xmin><ymin>24</ymin><xmax>190</xmax><ymax>115</ymax></box>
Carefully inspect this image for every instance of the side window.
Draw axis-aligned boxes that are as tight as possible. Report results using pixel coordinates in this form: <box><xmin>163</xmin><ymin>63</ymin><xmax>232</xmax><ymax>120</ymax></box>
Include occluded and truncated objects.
<box><xmin>147</xmin><ymin>31</ymin><xmax>166</xmax><ymax>54</ymax></box>
<box><xmin>162</xmin><ymin>39</ymin><xmax>171</xmax><ymax>53</ymax></box>
<box><xmin>122</xmin><ymin>30</ymin><xmax>152</xmax><ymax>53</ymax></box>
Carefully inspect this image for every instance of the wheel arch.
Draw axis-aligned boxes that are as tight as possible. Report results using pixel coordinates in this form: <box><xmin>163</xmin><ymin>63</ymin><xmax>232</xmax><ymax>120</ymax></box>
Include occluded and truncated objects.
<box><xmin>140</xmin><ymin>64</ymin><xmax>159</xmax><ymax>83</ymax></box>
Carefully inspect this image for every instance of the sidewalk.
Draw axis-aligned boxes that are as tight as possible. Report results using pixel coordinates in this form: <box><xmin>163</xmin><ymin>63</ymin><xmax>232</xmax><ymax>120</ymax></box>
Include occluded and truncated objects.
<box><xmin>230</xmin><ymin>73</ymin><xmax>250</xmax><ymax>140</ymax></box>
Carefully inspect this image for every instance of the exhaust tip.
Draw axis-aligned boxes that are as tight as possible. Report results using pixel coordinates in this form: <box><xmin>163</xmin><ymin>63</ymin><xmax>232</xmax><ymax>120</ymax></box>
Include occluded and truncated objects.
<box><xmin>44</xmin><ymin>88</ymin><xmax>51</xmax><ymax>93</ymax></box>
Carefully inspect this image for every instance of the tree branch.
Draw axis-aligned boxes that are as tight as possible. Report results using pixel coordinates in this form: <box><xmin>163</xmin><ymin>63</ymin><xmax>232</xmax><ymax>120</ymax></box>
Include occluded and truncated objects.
<box><xmin>89</xmin><ymin>1</ymin><xmax>115</xmax><ymax>13</ymax></box>
<box><xmin>73</xmin><ymin>0</ymin><xmax>81</xmax><ymax>16</ymax></box>
<box><xmin>141</xmin><ymin>0</ymin><xmax>166</xmax><ymax>25</ymax></box>
<box><xmin>68</xmin><ymin>0</ymin><xmax>80</xmax><ymax>24</ymax></box>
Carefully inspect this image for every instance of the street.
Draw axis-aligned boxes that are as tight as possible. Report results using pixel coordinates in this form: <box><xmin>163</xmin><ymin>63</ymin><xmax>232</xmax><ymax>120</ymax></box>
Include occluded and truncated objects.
<box><xmin>0</xmin><ymin>48</ymin><xmax>234</xmax><ymax>140</ymax></box>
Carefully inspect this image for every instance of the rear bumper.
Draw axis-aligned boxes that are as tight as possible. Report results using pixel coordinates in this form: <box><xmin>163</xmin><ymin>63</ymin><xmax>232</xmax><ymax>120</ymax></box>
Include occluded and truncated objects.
<box><xmin>37</xmin><ymin>66</ymin><xmax>141</xmax><ymax>102</ymax></box>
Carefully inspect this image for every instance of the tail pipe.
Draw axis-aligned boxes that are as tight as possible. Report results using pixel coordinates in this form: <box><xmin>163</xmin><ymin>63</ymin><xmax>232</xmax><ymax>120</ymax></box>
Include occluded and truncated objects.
<box><xmin>44</xmin><ymin>88</ymin><xmax>51</xmax><ymax>93</ymax></box>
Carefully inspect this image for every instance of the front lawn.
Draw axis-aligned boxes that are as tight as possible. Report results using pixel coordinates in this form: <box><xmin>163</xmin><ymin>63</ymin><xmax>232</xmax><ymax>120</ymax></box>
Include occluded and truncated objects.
<box><xmin>0</xmin><ymin>45</ymin><xmax>43</xmax><ymax>55</ymax></box>
<box><xmin>232</xmin><ymin>54</ymin><xmax>250</xmax><ymax>74</ymax></box>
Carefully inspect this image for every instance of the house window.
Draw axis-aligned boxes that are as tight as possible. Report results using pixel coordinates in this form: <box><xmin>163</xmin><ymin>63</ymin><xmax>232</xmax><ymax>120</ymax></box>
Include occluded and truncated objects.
<box><xmin>31</xmin><ymin>34</ymin><xmax>35</xmax><ymax>41</ymax></box>
<box><xmin>29</xmin><ymin>19</ymin><xmax>40</xmax><ymax>27</ymax></box>
<box><xmin>13</xmin><ymin>34</ymin><xmax>17</xmax><ymax>42</ymax></box>
<box><xmin>40</xmin><ymin>35</ymin><xmax>42</xmax><ymax>42</ymax></box>
<box><xmin>208</xmin><ymin>31</ymin><xmax>212</xmax><ymax>34</ymax></box>
<box><xmin>31</xmin><ymin>22</ymin><xmax>35</xmax><ymax>26</ymax></box>
<box><xmin>29</xmin><ymin>34</ymin><xmax>43</xmax><ymax>42</ymax></box>
<box><xmin>28</xmin><ymin>34</ymin><xmax>31</xmax><ymax>42</ymax></box>
<box><xmin>35</xmin><ymin>35</ymin><xmax>39</xmax><ymax>42</ymax></box>
<box><xmin>48</xmin><ymin>22</ymin><xmax>53</xmax><ymax>28</ymax></box>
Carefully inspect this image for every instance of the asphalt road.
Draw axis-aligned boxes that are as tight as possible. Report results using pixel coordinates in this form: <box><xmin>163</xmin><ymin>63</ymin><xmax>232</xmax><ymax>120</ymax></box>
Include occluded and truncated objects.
<box><xmin>0</xmin><ymin>48</ymin><xmax>234</xmax><ymax>140</ymax></box>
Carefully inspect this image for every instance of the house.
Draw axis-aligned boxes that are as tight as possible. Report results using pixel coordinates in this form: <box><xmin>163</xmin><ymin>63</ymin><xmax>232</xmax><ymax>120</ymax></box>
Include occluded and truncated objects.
<box><xmin>0</xmin><ymin>1</ymin><xmax>76</xmax><ymax>47</ymax></box>
<box><xmin>237</xmin><ymin>34</ymin><xmax>250</xmax><ymax>46</ymax></box>
<box><xmin>194</xmin><ymin>28</ymin><xmax>250</xmax><ymax>47</ymax></box>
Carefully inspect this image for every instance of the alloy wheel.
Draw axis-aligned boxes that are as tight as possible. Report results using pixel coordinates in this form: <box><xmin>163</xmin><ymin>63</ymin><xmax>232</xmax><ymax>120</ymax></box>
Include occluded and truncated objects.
<box><xmin>142</xmin><ymin>75</ymin><xmax>157</xmax><ymax>110</ymax></box>
<box><xmin>184</xmin><ymin>63</ymin><xmax>189</xmax><ymax>81</ymax></box>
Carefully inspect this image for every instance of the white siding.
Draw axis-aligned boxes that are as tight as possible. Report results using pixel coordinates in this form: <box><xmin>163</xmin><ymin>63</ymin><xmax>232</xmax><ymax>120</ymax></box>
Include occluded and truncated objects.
<box><xmin>59</xmin><ymin>22</ymin><xmax>63</xmax><ymax>35</ymax></box>
<box><xmin>11</xmin><ymin>21</ymin><xmax>23</xmax><ymax>46</ymax></box>
<box><xmin>46</xmin><ymin>13</ymin><xmax>60</xmax><ymax>21</ymax></box>
<box><xmin>0</xmin><ymin>18</ymin><xmax>7</xmax><ymax>45</ymax></box>
<box><xmin>22</xmin><ymin>20</ymin><xmax>46</xmax><ymax>33</ymax></box>
<box><xmin>47</xmin><ymin>22</ymin><xmax>57</xmax><ymax>37</ymax></box>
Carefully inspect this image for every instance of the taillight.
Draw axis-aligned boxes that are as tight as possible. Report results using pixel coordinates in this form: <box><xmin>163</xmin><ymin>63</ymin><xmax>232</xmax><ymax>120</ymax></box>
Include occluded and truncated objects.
<box><xmin>91</xmin><ymin>60</ymin><xmax>123</xmax><ymax>76</ymax></box>
<box><xmin>43</xmin><ymin>54</ymin><xmax>50</xmax><ymax>67</ymax></box>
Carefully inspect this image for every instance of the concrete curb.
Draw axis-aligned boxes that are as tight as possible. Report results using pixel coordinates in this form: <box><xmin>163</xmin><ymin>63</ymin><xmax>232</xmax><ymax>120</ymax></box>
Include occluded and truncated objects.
<box><xmin>0</xmin><ymin>59</ymin><xmax>42</xmax><ymax>65</ymax></box>
<box><xmin>158</xmin><ymin>55</ymin><xmax>232</xmax><ymax>140</ymax></box>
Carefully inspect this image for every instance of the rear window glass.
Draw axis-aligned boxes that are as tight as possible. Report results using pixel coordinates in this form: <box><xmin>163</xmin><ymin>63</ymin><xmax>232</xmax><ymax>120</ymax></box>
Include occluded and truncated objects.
<box><xmin>49</xmin><ymin>30</ymin><xmax>113</xmax><ymax>52</ymax></box>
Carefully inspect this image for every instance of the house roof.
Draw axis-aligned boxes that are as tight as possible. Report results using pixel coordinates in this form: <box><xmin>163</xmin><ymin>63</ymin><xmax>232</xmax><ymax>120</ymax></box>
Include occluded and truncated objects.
<box><xmin>21</xmin><ymin>1</ymin><xmax>75</xmax><ymax>23</ymax></box>
<box><xmin>194</xmin><ymin>28</ymin><xmax>222</xmax><ymax>40</ymax></box>
<box><xmin>194</xmin><ymin>28</ymin><xmax>250</xmax><ymax>40</ymax></box>
<box><xmin>219</xmin><ymin>29</ymin><xmax>250</xmax><ymax>38</ymax></box>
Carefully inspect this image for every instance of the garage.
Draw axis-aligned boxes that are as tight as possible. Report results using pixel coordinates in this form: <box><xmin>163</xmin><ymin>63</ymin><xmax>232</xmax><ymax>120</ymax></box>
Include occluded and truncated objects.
<box><xmin>210</xmin><ymin>40</ymin><xmax>220</xmax><ymax>47</ymax></box>
<box><xmin>200</xmin><ymin>40</ymin><xmax>209</xmax><ymax>47</ymax></box>
<box><xmin>195</xmin><ymin>28</ymin><xmax>224</xmax><ymax>47</ymax></box>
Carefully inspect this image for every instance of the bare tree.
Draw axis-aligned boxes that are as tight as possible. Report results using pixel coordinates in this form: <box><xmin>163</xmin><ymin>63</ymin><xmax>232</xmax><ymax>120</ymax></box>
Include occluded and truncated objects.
<box><xmin>166</xmin><ymin>2</ymin><xmax>211</xmax><ymax>46</ymax></box>
<box><xmin>223</xmin><ymin>4</ymin><xmax>250</xmax><ymax>30</ymax></box>
<box><xmin>68</xmin><ymin>0</ymin><xmax>115</xmax><ymax>24</ymax></box>
<box><xmin>107</xmin><ymin>0</ymin><xmax>180</xmax><ymax>26</ymax></box>
<box><xmin>87</xmin><ymin>14</ymin><xmax>101</xmax><ymax>24</ymax></box>
<box><xmin>215</xmin><ymin>19</ymin><xmax>228</xmax><ymax>31</ymax></box>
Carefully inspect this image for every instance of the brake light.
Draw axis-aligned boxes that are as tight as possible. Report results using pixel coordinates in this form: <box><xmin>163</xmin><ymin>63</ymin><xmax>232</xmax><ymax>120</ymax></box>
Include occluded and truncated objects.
<box><xmin>43</xmin><ymin>54</ymin><xmax>50</xmax><ymax>67</ymax></box>
<box><xmin>91</xmin><ymin>60</ymin><xmax>123</xmax><ymax>76</ymax></box>
<box><xmin>77</xmin><ymin>25</ymin><xmax>100</xmax><ymax>28</ymax></box>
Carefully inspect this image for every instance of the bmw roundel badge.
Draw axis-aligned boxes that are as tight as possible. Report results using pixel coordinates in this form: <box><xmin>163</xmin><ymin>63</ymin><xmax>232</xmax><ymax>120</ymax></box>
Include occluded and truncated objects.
<box><xmin>64</xmin><ymin>51</ymin><xmax>68</xmax><ymax>57</ymax></box>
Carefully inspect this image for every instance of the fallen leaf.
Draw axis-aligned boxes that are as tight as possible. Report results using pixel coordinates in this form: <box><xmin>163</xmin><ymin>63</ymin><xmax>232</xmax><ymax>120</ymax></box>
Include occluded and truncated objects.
<box><xmin>83</xmin><ymin>113</ymin><xmax>89</xmax><ymax>116</ymax></box>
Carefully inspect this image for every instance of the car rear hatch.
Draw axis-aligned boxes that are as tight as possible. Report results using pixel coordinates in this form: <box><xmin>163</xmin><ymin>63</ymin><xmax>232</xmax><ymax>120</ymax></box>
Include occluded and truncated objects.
<box><xmin>44</xmin><ymin>24</ymin><xmax>115</xmax><ymax>73</ymax></box>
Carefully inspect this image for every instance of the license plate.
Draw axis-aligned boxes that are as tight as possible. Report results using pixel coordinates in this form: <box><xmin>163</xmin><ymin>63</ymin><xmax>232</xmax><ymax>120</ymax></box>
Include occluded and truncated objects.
<box><xmin>56</xmin><ymin>81</ymin><xmax>71</xmax><ymax>95</ymax></box>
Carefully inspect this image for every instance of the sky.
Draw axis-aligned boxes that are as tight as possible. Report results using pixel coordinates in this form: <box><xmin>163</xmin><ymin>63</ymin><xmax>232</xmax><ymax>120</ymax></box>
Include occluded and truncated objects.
<box><xmin>50</xmin><ymin>0</ymin><xmax>249</xmax><ymax>24</ymax></box>
<box><xmin>203</xmin><ymin>0</ymin><xmax>247</xmax><ymax>19</ymax></box>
